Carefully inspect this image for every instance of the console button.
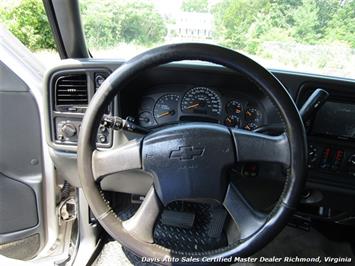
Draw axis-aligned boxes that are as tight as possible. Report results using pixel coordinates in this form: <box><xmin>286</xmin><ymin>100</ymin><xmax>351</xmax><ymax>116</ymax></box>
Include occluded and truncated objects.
<box><xmin>98</xmin><ymin>135</ymin><xmax>107</xmax><ymax>143</ymax></box>
<box><xmin>61</xmin><ymin>123</ymin><xmax>77</xmax><ymax>138</ymax></box>
<box><xmin>319</xmin><ymin>147</ymin><xmax>332</xmax><ymax>169</ymax></box>
<box><xmin>348</xmin><ymin>154</ymin><xmax>355</xmax><ymax>177</ymax></box>
<box><xmin>99</xmin><ymin>125</ymin><xmax>107</xmax><ymax>133</ymax></box>
<box><xmin>67</xmin><ymin>107</ymin><xmax>77</xmax><ymax>112</ymax></box>
<box><xmin>331</xmin><ymin>149</ymin><xmax>344</xmax><ymax>171</ymax></box>
<box><xmin>349</xmin><ymin>154</ymin><xmax>355</xmax><ymax>166</ymax></box>
<box><xmin>242</xmin><ymin>163</ymin><xmax>258</xmax><ymax>177</ymax></box>
<box><xmin>95</xmin><ymin>74</ymin><xmax>106</xmax><ymax>88</ymax></box>
<box><xmin>307</xmin><ymin>144</ymin><xmax>318</xmax><ymax>168</ymax></box>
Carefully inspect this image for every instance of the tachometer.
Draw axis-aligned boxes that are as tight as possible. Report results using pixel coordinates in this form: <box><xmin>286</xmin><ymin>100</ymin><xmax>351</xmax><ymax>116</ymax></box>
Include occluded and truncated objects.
<box><xmin>153</xmin><ymin>94</ymin><xmax>180</xmax><ymax>124</ymax></box>
<box><xmin>181</xmin><ymin>87</ymin><xmax>221</xmax><ymax>116</ymax></box>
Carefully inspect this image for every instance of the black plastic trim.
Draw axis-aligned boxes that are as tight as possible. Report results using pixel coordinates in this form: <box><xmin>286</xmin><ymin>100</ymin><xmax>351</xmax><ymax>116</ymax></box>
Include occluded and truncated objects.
<box><xmin>42</xmin><ymin>0</ymin><xmax>67</xmax><ymax>58</ymax></box>
<box><xmin>43</xmin><ymin>0</ymin><xmax>89</xmax><ymax>58</ymax></box>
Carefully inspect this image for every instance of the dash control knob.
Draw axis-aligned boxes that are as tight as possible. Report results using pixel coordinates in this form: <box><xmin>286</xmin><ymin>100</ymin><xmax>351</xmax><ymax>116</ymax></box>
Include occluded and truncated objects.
<box><xmin>61</xmin><ymin>123</ymin><xmax>77</xmax><ymax>138</ymax></box>
<box><xmin>95</xmin><ymin>74</ymin><xmax>106</xmax><ymax>88</ymax></box>
<box><xmin>98</xmin><ymin>135</ymin><xmax>107</xmax><ymax>143</ymax></box>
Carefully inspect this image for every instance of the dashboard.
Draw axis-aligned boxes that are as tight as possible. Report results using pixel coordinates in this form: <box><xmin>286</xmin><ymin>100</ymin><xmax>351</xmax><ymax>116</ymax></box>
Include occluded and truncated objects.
<box><xmin>44</xmin><ymin>60</ymin><xmax>355</xmax><ymax>224</ymax></box>
<box><xmin>132</xmin><ymin>85</ymin><xmax>264</xmax><ymax>131</ymax></box>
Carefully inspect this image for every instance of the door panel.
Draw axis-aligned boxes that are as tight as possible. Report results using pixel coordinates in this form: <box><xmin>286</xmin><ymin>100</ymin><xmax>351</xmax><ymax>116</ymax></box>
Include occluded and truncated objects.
<box><xmin>0</xmin><ymin>62</ymin><xmax>45</xmax><ymax>260</ymax></box>
<box><xmin>0</xmin><ymin>174</ymin><xmax>38</xmax><ymax>234</ymax></box>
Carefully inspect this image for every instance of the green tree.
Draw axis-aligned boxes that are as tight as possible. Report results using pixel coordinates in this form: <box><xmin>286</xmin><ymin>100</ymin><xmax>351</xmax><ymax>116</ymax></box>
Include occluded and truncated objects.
<box><xmin>119</xmin><ymin>1</ymin><xmax>167</xmax><ymax>45</ymax></box>
<box><xmin>80</xmin><ymin>0</ymin><xmax>123</xmax><ymax>48</ymax></box>
<box><xmin>181</xmin><ymin>0</ymin><xmax>209</xmax><ymax>12</ymax></box>
<box><xmin>325</xmin><ymin>0</ymin><xmax>355</xmax><ymax>47</ymax></box>
<box><xmin>80</xmin><ymin>0</ymin><xmax>167</xmax><ymax>48</ymax></box>
<box><xmin>212</xmin><ymin>0</ymin><xmax>271</xmax><ymax>52</ymax></box>
<box><xmin>212</xmin><ymin>0</ymin><xmax>354</xmax><ymax>52</ymax></box>
<box><xmin>268</xmin><ymin>0</ymin><xmax>302</xmax><ymax>28</ymax></box>
<box><xmin>314</xmin><ymin>0</ymin><xmax>339</xmax><ymax>37</ymax></box>
<box><xmin>0</xmin><ymin>0</ymin><xmax>55</xmax><ymax>50</ymax></box>
<box><xmin>291</xmin><ymin>0</ymin><xmax>351</xmax><ymax>45</ymax></box>
<box><xmin>292</xmin><ymin>0</ymin><xmax>319</xmax><ymax>44</ymax></box>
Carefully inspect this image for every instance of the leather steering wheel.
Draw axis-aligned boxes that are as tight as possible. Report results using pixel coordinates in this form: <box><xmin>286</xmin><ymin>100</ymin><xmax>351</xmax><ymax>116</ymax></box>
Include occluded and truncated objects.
<box><xmin>77</xmin><ymin>43</ymin><xmax>307</xmax><ymax>262</ymax></box>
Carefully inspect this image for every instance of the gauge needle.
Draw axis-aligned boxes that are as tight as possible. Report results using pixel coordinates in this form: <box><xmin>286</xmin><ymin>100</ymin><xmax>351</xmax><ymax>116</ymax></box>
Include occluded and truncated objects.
<box><xmin>246</xmin><ymin>111</ymin><xmax>252</xmax><ymax>116</ymax></box>
<box><xmin>157</xmin><ymin>110</ymin><xmax>174</xmax><ymax>118</ymax></box>
<box><xmin>186</xmin><ymin>103</ymin><xmax>200</xmax><ymax>109</ymax></box>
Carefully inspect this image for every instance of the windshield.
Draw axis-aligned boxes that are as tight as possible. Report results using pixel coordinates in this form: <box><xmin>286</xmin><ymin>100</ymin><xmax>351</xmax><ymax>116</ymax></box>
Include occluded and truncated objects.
<box><xmin>80</xmin><ymin>0</ymin><xmax>354</xmax><ymax>79</ymax></box>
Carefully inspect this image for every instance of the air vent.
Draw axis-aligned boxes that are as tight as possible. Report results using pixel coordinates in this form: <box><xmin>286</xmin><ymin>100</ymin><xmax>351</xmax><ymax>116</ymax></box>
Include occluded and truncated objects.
<box><xmin>55</xmin><ymin>74</ymin><xmax>88</xmax><ymax>105</ymax></box>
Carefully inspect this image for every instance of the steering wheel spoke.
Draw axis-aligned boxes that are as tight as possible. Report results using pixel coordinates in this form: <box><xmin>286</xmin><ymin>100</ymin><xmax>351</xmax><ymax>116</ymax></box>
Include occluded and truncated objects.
<box><xmin>122</xmin><ymin>186</ymin><xmax>162</xmax><ymax>243</ymax></box>
<box><xmin>231</xmin><ymin>128</ymin><xmax>290</xmax><ymax>167</ymax></box>
<box><xmin>223</xmin><ymin>183</ymin><xmax>267</xmax><ymax>240</ymax></box>
<box><xmin>92</xmin><ymin>138</ymin><xmax>142</xmax><ymax>180</ymax></box>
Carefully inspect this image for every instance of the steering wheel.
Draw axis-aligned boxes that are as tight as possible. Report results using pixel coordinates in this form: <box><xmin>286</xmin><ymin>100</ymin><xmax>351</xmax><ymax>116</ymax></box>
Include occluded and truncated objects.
<box><xmin>77</xmin><ymin>43</ymin><xmax>306</xmax><ymax>262</ymax></box>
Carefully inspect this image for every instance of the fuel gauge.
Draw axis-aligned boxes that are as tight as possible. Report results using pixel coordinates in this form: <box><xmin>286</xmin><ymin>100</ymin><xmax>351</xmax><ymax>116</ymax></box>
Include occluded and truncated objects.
<box><xmin>244</xmin><ymin>122</ymin><xmax>258</xmax><ymax>131</ymax></box>
<box><xmin>226</xmin><ymin>100</ymin><xmax>243</xmax><ymax>116</ymax></box>
<box><xmin>225</xmin><ymin>115</ymin><xmax>240</xmax><ymax>128</ymax></box>
<box><xmin>244</xmin><ymin>106</ymin><xmax>262</xmax><ymax>130</ymax></box>
<box><xmin>137</xmin><ymin>112</ymin><xmax>155</xmax><ymax>127</ymax></box>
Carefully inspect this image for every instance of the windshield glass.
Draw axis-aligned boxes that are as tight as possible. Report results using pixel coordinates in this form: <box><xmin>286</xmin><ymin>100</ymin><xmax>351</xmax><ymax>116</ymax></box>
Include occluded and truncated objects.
<box><xmin>80</xmin><ymin>0</ymin><xmax>354</xmax><ymax>79</ymax></box>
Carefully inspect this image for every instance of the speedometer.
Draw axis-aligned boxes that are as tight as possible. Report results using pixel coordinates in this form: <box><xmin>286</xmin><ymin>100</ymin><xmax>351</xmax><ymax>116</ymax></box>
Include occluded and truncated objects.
<box><xmin>181</xmin><ymin>87</ymin><xmax>222</xmax><ymax>116</ymax></box>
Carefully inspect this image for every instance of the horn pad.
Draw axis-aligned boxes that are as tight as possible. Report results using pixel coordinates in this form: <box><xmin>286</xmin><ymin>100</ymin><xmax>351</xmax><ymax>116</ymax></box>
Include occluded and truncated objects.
<box><xmin>142</xmin><ymin>123</ymin><xmax>235</xmax><ymax>205</ymax></box>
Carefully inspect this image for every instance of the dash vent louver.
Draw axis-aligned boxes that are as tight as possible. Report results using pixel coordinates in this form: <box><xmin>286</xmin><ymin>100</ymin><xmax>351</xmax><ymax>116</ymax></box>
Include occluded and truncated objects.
<box><xmin>55</xmin><ymin>74</ymin><xmax>88</xmax><ymax>105</ymax></box>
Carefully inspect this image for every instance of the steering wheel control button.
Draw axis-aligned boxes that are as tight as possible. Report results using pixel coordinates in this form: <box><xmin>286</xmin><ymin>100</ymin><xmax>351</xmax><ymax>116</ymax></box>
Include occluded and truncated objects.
<box><xmin>142</xmin><ymin>123</ymin><xmax>234</xmax><ymax>205</ymax></box>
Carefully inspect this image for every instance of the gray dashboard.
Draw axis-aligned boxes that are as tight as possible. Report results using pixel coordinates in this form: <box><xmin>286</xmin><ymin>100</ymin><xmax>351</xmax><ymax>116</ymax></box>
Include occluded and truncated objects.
<box><xmin>44</xmin><ymin>59</ymin><xmax>355</xmax><ymax>203</ymax></box>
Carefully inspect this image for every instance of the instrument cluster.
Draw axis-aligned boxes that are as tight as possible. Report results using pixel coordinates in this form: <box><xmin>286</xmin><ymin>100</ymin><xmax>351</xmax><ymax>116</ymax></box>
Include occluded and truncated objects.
<box><xmin>136</xmin><ymin>86</ymin><xmax>264</xmax><ymax>131</ymax></box>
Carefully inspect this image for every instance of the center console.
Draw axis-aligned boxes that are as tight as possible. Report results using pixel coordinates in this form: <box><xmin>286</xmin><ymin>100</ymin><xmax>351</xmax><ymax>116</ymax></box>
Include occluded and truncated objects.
<box><xmin>297</xmin><ymin>83</ymin><xmax>355</xmax><ymax>189</ymax></box>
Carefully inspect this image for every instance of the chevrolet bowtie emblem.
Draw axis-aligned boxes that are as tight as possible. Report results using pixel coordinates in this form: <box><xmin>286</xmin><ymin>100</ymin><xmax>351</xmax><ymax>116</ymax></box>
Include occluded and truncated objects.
<box><xmin>169</xmin><ymin>146</ymin><xmax>205</xmax><ymax>160</ymax></box>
